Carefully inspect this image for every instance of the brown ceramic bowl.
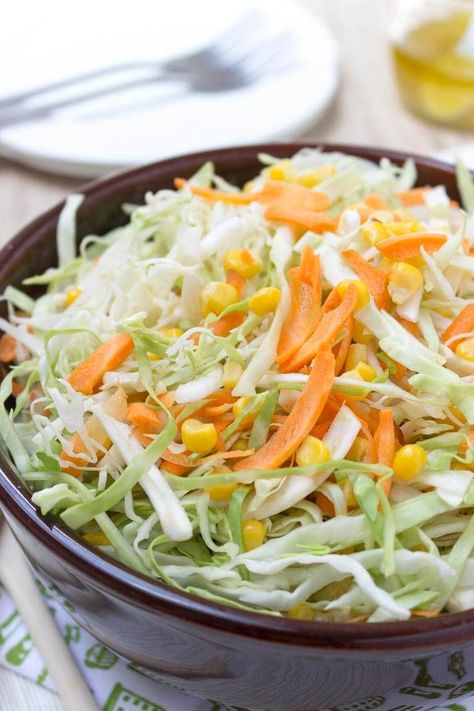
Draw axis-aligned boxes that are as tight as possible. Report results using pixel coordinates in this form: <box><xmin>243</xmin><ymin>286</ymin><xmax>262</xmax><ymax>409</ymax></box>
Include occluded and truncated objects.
<box><xmin>1</xmin><ymin>144</ymin><xmax>474</xmax><ymax>711</ymax></box>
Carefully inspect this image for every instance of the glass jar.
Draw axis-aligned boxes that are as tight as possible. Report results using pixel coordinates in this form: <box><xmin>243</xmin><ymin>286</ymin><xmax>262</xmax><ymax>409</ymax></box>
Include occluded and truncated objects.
<box><xmin>391</xmin><ymin>0</ymin><xmax>474</xmax><ymax>130</ymax></box>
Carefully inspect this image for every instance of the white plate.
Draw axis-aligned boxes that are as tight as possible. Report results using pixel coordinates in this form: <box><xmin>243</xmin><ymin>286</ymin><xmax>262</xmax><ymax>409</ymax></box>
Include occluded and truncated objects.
<box><xmin>0</xmin><ymin>0</ymin><xmax>339</xmax><ymax>178</ymax></box>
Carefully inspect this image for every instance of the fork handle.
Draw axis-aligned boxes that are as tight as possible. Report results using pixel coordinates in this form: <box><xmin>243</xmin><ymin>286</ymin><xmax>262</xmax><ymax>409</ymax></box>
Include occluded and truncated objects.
<box><xmin>0</xmin><ymin>62</ymin><xmax>161</xmax><ymax>110</ymax></box>
<box><xmin>0</xmin><ymin>72</ymin><xmax>178</xmax><ymax>128</ymax></box>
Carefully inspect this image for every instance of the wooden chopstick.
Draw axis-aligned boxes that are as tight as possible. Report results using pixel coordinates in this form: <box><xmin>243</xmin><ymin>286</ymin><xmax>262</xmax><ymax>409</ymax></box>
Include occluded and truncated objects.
<box><xmin>0</xmin><ymin>521</ymin><xmax>100</xmax><ymax>711</ymax></box>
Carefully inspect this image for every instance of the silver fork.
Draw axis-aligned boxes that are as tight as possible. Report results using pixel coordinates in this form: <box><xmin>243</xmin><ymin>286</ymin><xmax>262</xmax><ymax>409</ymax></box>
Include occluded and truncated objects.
<box><xmin>0</xmin><ymin>12</ymin><xmax>293</xmax><ymax>127</ymax></box>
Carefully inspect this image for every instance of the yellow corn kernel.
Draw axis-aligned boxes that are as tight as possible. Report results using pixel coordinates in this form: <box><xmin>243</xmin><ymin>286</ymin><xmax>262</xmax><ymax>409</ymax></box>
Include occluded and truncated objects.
<box><xmin>201</xmin><ymin>281</ymin><xmax>239</xmax><ymax>316</ymax></box>
<box><xmin>341</xmin><ymin>478</ymin><xmax>358</xmax><ymax>508</ymax></box>
<box><xmin>295</xmin><ymin>436</ymin><xmax>331</xmax><ymax>467</ymax></box>
<box><xmin>388</xmin><ymin>262</ymin><xmax>423</xmax><ymax>305</ymax></box>
<box><xmin>160</xmin><ymin>327</ymin><xmax>184</xmax><ymax>340</ymax></box>
<box><xmin>83</xmin><ymin>531</ymin><xmax>109</xmax><ymax>546</ymax></box>
<box><xmin>268</xmin><ymin>159</ymin><xmax>292</xmax><ymax>181</ymax></box>
<box><xmin>64</xmin><ymin>288</ymin><xmax>82</xmax><ymax>306</ymax></box>
<box><xmin>393</xmin><ymin>444</ymin><xmax>427</xmax><ymax>481</ymax></box>
<box><xmin>455</xmin><ymin>337</ymin><xmax>474</xmax><ymax>363</ymax></box>
<box><xmin>360</xmin><ymin>222</ymin><xmax>388</xmax><ymax>245</ymax></box>
<box><xmin>347</xmin><ymin>436</ymin><xmax>368</xmax><ymax>462</ymax></box>
<box><xmin>231</xmin><ymin>437</ymin><xmax>248</xmax><ymax>451</ymax></box>
<box><xmin>205</xmin><ymin>467</ymin><xmax>238</xmax><ymax>501</ymax></box>
<box><xmin>147</xmin><ymin>352</ymin><xmax>162</xmax><ymax>361</ymax></box>
<box><xmin>354</xmin><ymin>361</ymin><xmax>377</xmax><ymax>382</ymax></box>
<box><xmin>223</xmin><ymin>249</ymin><xmax>261</xmax><ymax>279</ymax></box>
<box><xmin>352</xmin><ymin>321</ymin><xmax>372</xmax><ymax>344</ymax></box>
<box><xmin>181</xmin><ymin>419</ymin><xmax>218</xmax><ymax>453</ymax></box>
<box><xmin>232</xmin><ymin>396</ymin><xmax>262</xmax><ymax>425</ymax></box>
<box><xmin>345</xmin><ymin>344</ymin><xmax>368</xmax><ymax>372</ymax></box>
<box><xmin>336</xmin><ymin>279</ymin><xmax>370</xmax><ymax>311</ymax></box>
<box><xmin>288</xmin><ymin>604</ymin><xmax>314</xmax><ymax>620</ymax></box>
<box><xmin>386</xmin><ymin>221</ymin><xmax>423</xmax><ymax>235</ymax></box>
<box><xmin>294</xmin><ymin>165</ymin><xmax>337</xmax><ymax>187</ymax></box>
<box><xmin>341</xmin><ymin>369</ymin><xmax>369</xmax><ymax>401</ymax></box>
<box><xmin>223</xmin><ymin>361</ymin><xmax>243</xmax><ymax>389</ymax></box>
<box><xmin>242</xmin><ymin>519</ymin><xmax>266</xmax><ymax>551</ymax></box>
<box><xmin>248</xmin><ymin>287</ymin><xmax>281</xmax><ymax>316</ymax></box>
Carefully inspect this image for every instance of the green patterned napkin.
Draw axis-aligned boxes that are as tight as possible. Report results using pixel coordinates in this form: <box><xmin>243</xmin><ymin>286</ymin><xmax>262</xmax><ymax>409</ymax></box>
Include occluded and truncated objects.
<box><xmin>0</xmin><ymin>580</ymin><xmax>473</xmax><ymax>711</ymax></box>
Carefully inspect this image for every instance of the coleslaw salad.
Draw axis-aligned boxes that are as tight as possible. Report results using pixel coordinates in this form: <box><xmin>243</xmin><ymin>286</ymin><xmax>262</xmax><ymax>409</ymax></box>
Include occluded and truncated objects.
<box><xmin>1</xmin><ymin>149</ymin><xmax>474</xmax><ymax>623</ymax></box>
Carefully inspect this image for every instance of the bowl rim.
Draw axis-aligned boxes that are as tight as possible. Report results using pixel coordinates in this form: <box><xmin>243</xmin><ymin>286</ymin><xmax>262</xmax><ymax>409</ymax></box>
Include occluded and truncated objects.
<box><xmin>1</xmin><ymin>141</ymin><xmax>473</xmax><ymax>650</ymax></box>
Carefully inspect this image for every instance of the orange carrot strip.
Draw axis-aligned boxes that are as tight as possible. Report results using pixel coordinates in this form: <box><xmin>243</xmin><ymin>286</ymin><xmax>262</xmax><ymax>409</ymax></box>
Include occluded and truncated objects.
<box><xmin>310</xmin><ymin>417</ymin><xmax>335</xmax><ymax>440</ymax></box>
<box><xmin>210</xmin><ymin>312</ymin><xmax>245</xmax><ymax>337</ymax></box>
<box><xmin>127</xmin><ymin>403</ymin><xmax>162</xmax><ymax>432</ymax></box>
<box><xmin>376</xmin><ymin>232</ymin><xmax>447</xmax><ymax>260</ymax></box>
<box><xmin>174</xmin><ymin>178</ymin><xmax>256</xmax><ymax>205</ymax></box>
<box><xmin>342</xmin><ymin>249</ymin><xmax>389</xmax><ymax>309</ymax></box>
<box><xmin>68</xmin><ymin>333</ymin><xmax>134</xmax><ymax>395</ymax></box>
<box><xmin>226</xmin><ymin>269</ymin><xmax>245</xmax><ymax>297</ymax></box>
<box><xmin>161</xmin><ymin>448</ymin><xmax>253</xmax><ymax>469</ymax></box>
<box><xmin>59</xmin><ymin>433</ymin><xmax>87</xmax><ymax>477</ymax></box>
<box><xmin>397</xmin><ymin>187</ymin><xmax>429</xmax><ymax>206</ymax></box>
<box><xmin>441</xmin><ymin>303</ymin><xmax>474</xmax><ymax>345</ymax></box>
<box><xmin>259</xmin><ymin>180</ymin><xmax>330</xmax><ymax>212</ymax></box>
<box><xmin>264</xmin><ymin>204</ymin><xmax>337</xmax><ymax>233</ymax></box>
<box><xmin>161</xmin><ymin>461</ymin><xmax>189</xmax><ymax>476</ymax></box>
<box><xmin>234</xmin><ymin>348</ymin><xmax>335</xmax><ymax>471</ymax></box>
<box><xmin>334</xmin><ymin>318</ymin><xmax>354</xmax><ymax>375</ymax></box>
<box><xmin>374</xmin><ymin>408</ymin><xmax>395</xmax><ymax>497</ymax></box>
<box><xmin>277</xmin><ymin>248</ymin><xmax>322</xmax><ymax>365</ymax></box>
<box><xmin>365</xmin><ymin>193</ymin><xmax>389</xmax><ymax>210</ymax></box>
<box><xmin>315</xmin><ymin>491</ymin><xmax>335</xmax><ymax>517</ymax></box>
<box><xmin>396</xmin><ymin>317</ymin><xmax>420</xmax><ymax>337</ymax></box>
<box><xmin>159</xmin><ymin>391</ymin><xmax>176</xmax><ymax>408</ymax></box>
<box><xmin>0</xmin><ymin>333</ymin><xmax>16</xmax><ymax>363</ymax></box>
<box><xmin>281</xmin><ymin>285</ymin><xmax>357</xmax><ymax>373</ymax></box>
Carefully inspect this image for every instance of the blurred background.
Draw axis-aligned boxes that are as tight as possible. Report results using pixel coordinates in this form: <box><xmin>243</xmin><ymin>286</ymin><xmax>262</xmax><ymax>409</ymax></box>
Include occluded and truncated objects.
<box><xmin>0</xmin><ymin>0</ymin><xmax>473</xmax><ymax>243</ymax></box>
<box><xmin>1</xmin><ymin>0</ymin><xmax>474</xmax><ymax>708</ymax></box>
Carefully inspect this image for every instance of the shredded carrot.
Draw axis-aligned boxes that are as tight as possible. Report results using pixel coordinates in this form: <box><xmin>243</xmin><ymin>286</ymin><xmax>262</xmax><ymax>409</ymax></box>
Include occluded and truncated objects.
<box><xmin>161</xmin><ymin>461</ymin><xmax>189</xmax><ymax>476</ymax></box>
<box><xmin>176</xmin><ymin>178</ymin><xmax>334</xmax><ymax>232</ymax></box>
<box><xmin>411</xmin><ymin>610</ymin><xmax>440</xmax><ymax>618</ymax></box>
<box><xmin>59</xmin><ymin>434</ymin><xmax>87</xmax><ymax>477</ymax></box>
<box><xmin>373</xmin><ymin>408</ymin><xmax>395</xmax><ymax>497</ymax></box>
<box><xmin>281</xmin><ymin>285</ymin><xmax>357</xmax><ymax>373</ymax></box>
<box><xmin>209</xmin><ymin>312</ymin><xmax>245</xmax><ymax>336</ymax></box>
<box><xmin>334</xmin><ymin>318</ymin><xmax>354</xmax><ymax>375</ymax></box>
<box><xmin>11</xmin><ymin>381</ymin><xmax>24</xmax><ymax>398</ymax></box>
<box><xmin>364</xmin><ymin>193</ymin><xmax>389</xmax><ymax>210</ymax></box>
<box><xmin>234</xmin><ymin>348</ymin><xmax>335</xmax><ymax>471</ymax></box>
<box><xmin>226</xmin><ymin>269</ymin><xmax>245</xmax><ymax>297</ymax></box>
<box><xmin>310</xmin><ymin>417</ymin><xmax>334</xmax><ymax>439</ymax></box>
<box><xmin>376</xmin><ymin>232</ymin><xmax>447</xmax><ymax>260</ymax></box>
<box><xmin>342</xmin><ymin>249</ymin><xmax>389</xmax><ymax>309</ymax></box>
<box><xmin>396</xmin><ymin>317</ymin><xmax>420</xmax><ymax>337</ymax></box>
<box><xmin>397</xmin><ymin>187</ymin><xmax>429</xmax><ymax>206</ymax></box>
<box><xmin>0</xmin><ymin>333</ymin><xmax>16</xmax><ymax>363</ymax></box>
<box><xmin>277</xmin><ymin>247</ymin><xmax>322</xmax><ymax>365</ymax></box>
<box><xmin>201</xmin><ymin>402</ymin><xmax>234</xmax><ymax>418</ymax></box>
<box><xmin>68</xmin><ymin>333</ymin><xmax>134</xmax><ymax>395</ymax></box>
<box><xmin>441</xmin><ymin>303</ymin><xmax>474</xmax><ymax>345</ymax></box>
<box><xmin>264</xmin><ymin>204</ymin><xmax>337</xmax><ymax>233</ymax></box>
<box><xmin>161</xmin><ymin>448</ymin><xmax>253</xmax><ymax>469</ymax></box>
<box><xmin>133</xmin><ymin>426</ymin><xmax>155</xmax><ymax>448</ymax></box>
<box><xmin>174</xmin><ymin>178</ymin><xmax>255</xmax><ymax>205</ymax></box>
<box><xmin>158</xmin><ymin>391</ymin><xmax>176</xmax><ymax>408</ymax></box>
<box><xmin>127</xmin><ymin>403</ymin><xmax>162</xmax><ymax>432</ymax></box>
<box><xmin>315</xmin><ymin>491</ymin><xmax>335</xmax><ymax>517</ymax></box>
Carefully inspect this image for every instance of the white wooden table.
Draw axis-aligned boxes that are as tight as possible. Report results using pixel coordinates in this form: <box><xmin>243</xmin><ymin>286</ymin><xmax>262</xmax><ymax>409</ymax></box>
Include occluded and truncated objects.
<box><xmin>0</xmin><ymin>1</ymin><xmax>471</xmax><ymax>708</ymax></box>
